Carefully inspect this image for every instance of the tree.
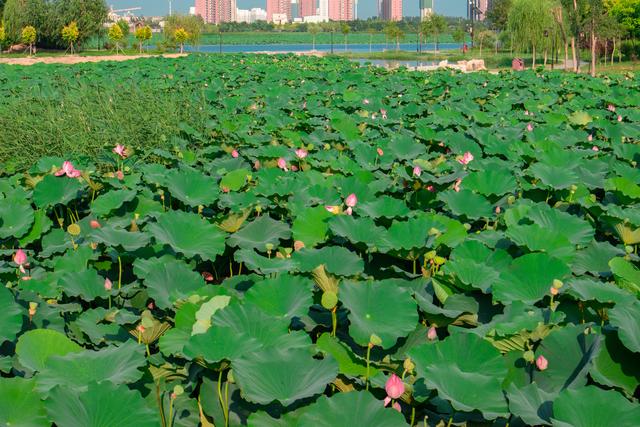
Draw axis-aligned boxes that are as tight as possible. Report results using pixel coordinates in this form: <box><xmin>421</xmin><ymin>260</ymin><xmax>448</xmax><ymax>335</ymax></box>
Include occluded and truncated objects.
<box><xmin>0</xmin><ymin>25</ymin><xmax>5</xmax><ymax>51</ymax></box>
<box><xmin>384</xmin><ymin>22</ymin><xmax>404</xmax><ymax>51</ymax></box>
<box><xmin>487</xmin><ymin>0</ymin><xmax>513</xmax><ymax>31</ymax></box>
<box><xmin>605</xmin><ymin>0</ymin><xmax>640</xmax><ymax>39</ymax></box>
<box><xmin>584</xmin><ymin>0</ymin><xmax>610</xmax><ymax>76</ymax></box>
<box><xmin>21</xmin><ymin>25</ymin><xmax>36</xmax><ymax>55</ymax></box>
<box><xmin>108</xmin><ymin>23</ymin><xmax>124</xmax><ymax>54</ymax></box>
<box><xmin>431</xmin><ymin>14</ymin><xmax>447</xmax><ymax>52</ymax></box>
<box><xmin>477</xmin><ymin>29</ymin><xmax>496</xmax><ymax>56</ymax></box>
<box><xmin>341</xmin><ymin>23</ymin><xmax>350</xmax><ymax>51</ymax></box>
<box><xmin>164</xmin><ymin>14</ymin><xmax>204</xmax><ymax>51</ymax></box>
<box><xmin>134</xmin><ymin>25</ymin><xmax>152</xmax><ymax>53</ymax></box>
<box><xmin>174</xmin><ymin>27</ymin><xmax>189</xmax><ymax>54</ymax></box>
<box><xmin>508</xmin><ymin>0</ymin><xmax>555</xmax><ymax>67</ymax></box>
<box><xmin>61</xmin><ymin>21</ymin><xmax>78</xmax><ymax>54</ymax></box>
<box><xmin>2</xmin><ymin>0</ymin><xmax>47</xmax><ymax>44</ymax></box>
<box><xmin>309</xmin><ymin>23</ymin><xmax>321</xmax><ymax>51</ymax></box>
<box><xmin>452</xmin><ymin>25</ymin><xmax>466</xmax><ymax>45</ymax></box>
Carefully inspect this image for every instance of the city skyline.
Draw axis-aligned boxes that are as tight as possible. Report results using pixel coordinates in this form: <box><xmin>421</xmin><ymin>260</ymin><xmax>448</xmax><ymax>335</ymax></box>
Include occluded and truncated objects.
<box><xmin>108</xmin><ymin>0</ymin><xmax>467</xmax><ymax>18</ymax></box>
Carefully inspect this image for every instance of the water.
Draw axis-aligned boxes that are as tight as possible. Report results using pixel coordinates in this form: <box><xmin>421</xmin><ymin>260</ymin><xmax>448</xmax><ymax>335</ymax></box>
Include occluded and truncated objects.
<box><xmin>355</xmin><ymin>59</ymin><xmax>441</xmax><ymax>69</ymax></box>
<box><xmin>185</xmin><ymin>42</ymin><xmax>462</xmax><ymax>54</ymax></box>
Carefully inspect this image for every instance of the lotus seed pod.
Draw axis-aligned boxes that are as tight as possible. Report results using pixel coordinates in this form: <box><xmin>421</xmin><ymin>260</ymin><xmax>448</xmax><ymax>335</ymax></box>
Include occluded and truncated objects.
<box><xmin>463</xmin><ymin>223</ymin><xmax>471</xmax><ymax>231</ymax></box>
<box><xmin>265</xmin><ymin>243</ymin><xmax>274</xmax><ymax>252</ymax></box>
<box><xmin>321</xmin><ymin>291</ymin><xmax>338</xmax><ymax>310</ymax></box>
<box><xmin>570</xmin><ymin>184</ymin><xmax>578</xmax><ymax>193</ymax></box>
<box><xmin>427</xmin><ymin>228</ymin><xmax>440</xmax><ymax>236</ymax></box>
<box><xmin>625</xmin><ymin>245</ymin><xmax>634</xmax><ymax>254</ymax></box>
<box><xmin>173</xmin><ymin>385</ymin><xmax>184</xmax><ymax>396</ymax></box>
<box><xmin>507</xmin><ymin>195</ymin><xmax>516</xmax><ymax>204</ymax></box>
<box><xmin>552</xmin><ymin>279</ymin><xmax>563</xmax><ymax>289</ymax></box>
<box><xmin>66</xmin><ymin>223</ymin><xmax>81</xmax><ymax>236</ymax></box>
<box><xmin>523</xmin><ymin>350</ymin><xmax>535</xmax><ymax>363</ymax></box>
<box><xmin>403</xmin><ymin>357</ymin><xmax>415</xmax><ymax>373</ymax></box>
<box><xmin>369</xmin><ymin>334</ymin><xmax>382</xmax><ymax>346</ymax></box>
<box><xmin>425</xmin><ymin>250</ymin><xmax>437</xmax><ymax>260</ymax></box>
<box><xmin>227</xmin><ymin>369</ymin><xmax>235</xmax><ymax>384</ymax></box>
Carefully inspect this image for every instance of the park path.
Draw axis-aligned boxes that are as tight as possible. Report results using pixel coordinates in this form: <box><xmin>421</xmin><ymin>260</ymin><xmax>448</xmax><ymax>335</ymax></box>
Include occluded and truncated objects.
<box><xmin>0</xmin><ymin>53</ymin><xmax>187</xmax><ymax>66</ymax></box>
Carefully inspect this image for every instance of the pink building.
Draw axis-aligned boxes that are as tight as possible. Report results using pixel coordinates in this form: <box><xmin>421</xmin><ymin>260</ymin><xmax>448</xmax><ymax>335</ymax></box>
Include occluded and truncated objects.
<box><xmin>195</xmin><ymin>0</ymin><xmax>236</xmax><ymax>24</ymax></box>
<box><xmin>267</xmin><ymin>0</ymin><xmax>292</xmax><ymax>22</ymax></box>
<box><xmin>328</xmin><ymin>0</ymin><xmax>353</xmax><ymax>21</ymax></box>
<box><xmin>300</xmin><ymin>0</ymin><xmax>316</xmax><ymax>17</ymax></box>
<box><xmin>380</xmin><ymin>0</ymin><xmax>402</xmax><ymax>21</ymax></box>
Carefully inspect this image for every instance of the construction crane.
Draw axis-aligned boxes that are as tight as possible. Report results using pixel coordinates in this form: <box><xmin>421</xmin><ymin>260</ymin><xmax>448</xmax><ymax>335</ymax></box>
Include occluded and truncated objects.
<box><xmin>110</xmin><ymin>7</ymin><xmax>142</xmax><ymax>13</ymax></box>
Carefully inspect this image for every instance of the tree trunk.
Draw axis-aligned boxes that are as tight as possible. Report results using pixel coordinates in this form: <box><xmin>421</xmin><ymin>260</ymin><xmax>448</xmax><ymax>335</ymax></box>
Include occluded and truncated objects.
<box><xmin>180</xmin><ymin>43</ymin><xmax>184</xmax><ymax>54</ymax></box>
<box><xmin>571</xmin><ymin>37</ymin><xmax>578</xmax><ymax>72</ymax></box>
<box><xmin>313</xmin><ymin>36</ymin><xmax>316</xmax><ymax>51</ymax></box>
<box><xmin>532</xmin><ymin>44</ymin><xmax>536</xmax><ymax>68</ymax></box>
<box><xmin>369</xmin><ymin>35</ymin><xmax>372</xmax><ymax>53</ymax></box>
<box><xmin>564</xmin><ymin>41</ymin><xmax>569</xmax><ymax>70</ymax></box>
<box><xmin>591</xmin><ymin>30</ymin><xmax>596</xmax><ymax>77</ymax></box>
<box><xmin>612</xmin><ymin>38</ymin><xmax>616</xmax><ymax>64</ymax></box>
<box><xmin>544</xmin><ymin>48</ymin><xmax>548</xmax><ymax>67</ymax></box>
<box><xmin>479</xmin><ymin>39</ymin><xmax>483</xmax><ymax>57</ymax></box>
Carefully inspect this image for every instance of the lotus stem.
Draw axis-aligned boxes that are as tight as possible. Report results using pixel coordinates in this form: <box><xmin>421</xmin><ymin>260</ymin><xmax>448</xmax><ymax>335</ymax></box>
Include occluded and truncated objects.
<box><xmin>410</xmin><ymin>407</ymin><xmax>416</xmax><ymax>426</ymax></box>
<box><xmin>156</xmin><ymin>382</ymin><xmax>167</xmax><ymax>427</ymax></box>
<box><xmin>168</xmin><ymin>396</ymin><xmax>174</xmax><ymax>427</ymax></box>
<box><xmin>365</xmin><ymin>344</ymin><xmax>372</xmax><ymax>391</ymax></box>
<box><xmin>238</xmin><ymin>262</ymin><xmax>243</xmax><ymax>275</ymax></box>
<box><xmin>146</xmin><ymin>344</ymin><xmax>151</xmax><ymax>357</ymax></box>
<box><xmin>224</xmin><ymin>378</ymin><xmax>230</xmax><ymax>427</ymax></box>
<box><xmin>412</xmin><ymin>258</ymin><xmax>417</xmax><ymax>275</ymax></box>
<box><xmin>229</xmin><ymin>261</ymin><xmax>233</xmax><ymax>278</ymax></box>
<box><xmin>331</xmin><ymin>307</ymin><xmax>337</xmax><ymax>337</ymax></box>
<box><xmin>446</xmin><ymin>416</ymin><xmax>453</xmax><ymax>427</ymax></box>
<box><xmin>217</xmin><ymin>369</ymin><xmax>229</xmax><ymax>427</ymax></box>
<box><xmin>118</xmin><ymin>256</ymin><xmax>122</xmax><ymax>290</ymax></box>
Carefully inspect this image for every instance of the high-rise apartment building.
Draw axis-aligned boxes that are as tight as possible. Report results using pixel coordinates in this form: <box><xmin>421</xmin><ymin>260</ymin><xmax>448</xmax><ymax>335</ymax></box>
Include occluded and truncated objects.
<box><xmin>379</xmin><ymin>0</ymin><xmax>402</xmax><ymax>21</ymax></box>
<box><xmin>300</xmin><ymin>0</ymin><xmax>316</xmax><ymax>17</ymax></box>
<box><xmin>267</xmin><ymin>0</ymin><xmax>292</xmax><ymax>22</ymax></box>
<box><xmin>328</xmin><ymin>0</ymin><xmax>353</xmax><ymax>21</ymax></box>
<box><xmin>419</xmin><ymin>0</ymin><xmax>433</xmax><ymax>21</ymax></box>
<box><xmin>319</xmin><ymin>0</ymin><xmax>329</xmax><ymax>19</ymax></box>
<box><xmin>468</xmin><ymin>0</ymin><xmax>489</xmax><ymax>21</ymax></box>
<box><xmin>195</xmin><ymin>0</ymin><xmax>237</xmax><ymax>24</ymax></box>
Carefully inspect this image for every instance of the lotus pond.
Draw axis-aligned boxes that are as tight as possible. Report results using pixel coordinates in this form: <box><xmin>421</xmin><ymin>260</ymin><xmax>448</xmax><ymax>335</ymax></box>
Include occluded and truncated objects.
<box><xmin>1</xmin><ymin>55</ymin><xmax>640</xmax><ymax>426</ymax></box>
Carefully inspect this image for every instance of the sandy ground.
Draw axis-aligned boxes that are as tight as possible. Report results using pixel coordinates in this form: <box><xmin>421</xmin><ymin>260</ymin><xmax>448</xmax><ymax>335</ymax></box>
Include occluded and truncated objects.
<box><xmin>0</xmin><ymin>53</ymin><xmax>187</xmax><ymax>66</ymax></box>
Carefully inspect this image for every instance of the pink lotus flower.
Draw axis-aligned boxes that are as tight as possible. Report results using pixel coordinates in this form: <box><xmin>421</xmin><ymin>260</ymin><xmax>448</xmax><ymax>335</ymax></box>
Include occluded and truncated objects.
<box><xmin>426</xmin><ymin>185</ymin><xmax>435</xmax><ymax>192</ymax></box>
<box><xmin>302</xmin><ymin>101</ymin><xmax>307</xmax><ymax>109</ymax></box>
<box><xmin>277</xmin><ymin>158</ymin><xmax>288</xmax><ymax>172</ymax></box>
<box><xmin>377</xmin><ymin>148</ymin><xmax>384</xmax><ymax>156</ymax></box>
<box><xmin>116</xmin><ymin>170</ymin><xmax>124</xmax><ymax>180</ymax></box>
<box><xmin>221</xmin><ymin>186</ymin><xmax>230</xmax><ymax>193</ymax></box>
<box><xmin>137</xmin><ymin>324</ymin><xmax>145</xmax><ymax>333</ymax></box>
<box><xmin>380</xmin><ymin>109</ymin><xmax>387</xmax><ymax>120</ymax></box>
<box><xmin>104</xmin><ymin>278</ymin><xmax>113</xmax><ymax>291</ymax></box>
<box><xmin>550</xmin><ymin>286</ymin><xmax>558</xmax><ymax>296</ymax></box>
<box><xmin>527</xmin><ymin>123</ymin><xmax>534</xmax><ymax>132</ymax></box>
<box><xmin>90</xmin><ymin>220</ymin><xmax>101</xmax><ymax>229</ymax></box>
<box><xmin>457</xmin><ymin>151</ymin><xmax>474</xmax><ymax>165</ymax></box>
<box><xmin>427</xmin><ymin>326</ymin><xmax>437</xmax><ymax>341</ymax></box>
<box><xmin>231</xmin><ymin>149</ymin><xmax>239</xmax><ymax>158</ymax></box>
<box><xmin>201</xmin><ymin>271</ymin><xmax>214</xmax><ymax>282</ymax></box>
<box><xmin>345</xmin><ymin>193</ymin><xmax>357</xmax><ymax>208</ymax></box>
<box><xmin>295</xmin><ymin>148</ymin><xmax>308</xmax><ymax>159</ymax></box>
<box><xmin>325</xmin><ymin>205</ymin><xmax>341</xmax><ymax>214</ymax></box>
<box><xmin>453</xmin><ymin>179</ymin><xmax>462</xmax><ymax>192</ymax></box>
<box><xmin>14</xmin><ymin>249</ymin><xmax>27</xmax><ymax>273</ymax></box>
<box><xmin>412</xmin><ymin>166</ymin><xmax>422</xmax><ymax>177</ymax></box>
<box><xmin>113</xmin><ymin>144</ymin><xmax>127</xmax><ymax>159</ymax></box>
<box><xmin>385</xmin><ymin>374</ymin><xmax>405</xmax><ymax>399</ymax></box>
<box><xmin>588</xmin><ymin>134</ymin><xmax>593</xmax><ymax>142</ymax></box>
<box><xmin>55</xmin><ymin>161</ymin><xmax>81</xmax><ymax>178</ymax></box>
<box><xmin>617</xmin><ymin>115</ymin><xmax>623</xmax><ymax>122</ymax></box>
<box><xmin>524</xmin><ymin>110</ymin><xmax>530</xmax><ymax>116</ymax></box>
<box><xmin>345</xmin><ymin>207</ymin><xmax>353</xmax><ymax>216</ymax></box>
<box><xmin>495</xmin><ymin>206</ymin><xmax>501</xmax><ymax>214</ymax></box>
<box><xmin>536</xmin><ymin>355</ymin><xmax>548</xmax><ymax>371</ymax></box>
<box><xmin>608</xmin><ymin>104</ymin><xmax>616</xmax><ymax>112</ymax></box>
<box><xmin>363</xmin><ymin>99</ymin><xmax>370</xmax><ymax>105</ymax></box>
<box><xmin>254</xmin><ymin>160</ymin><xmax>261</xmax><ymax>170</ymax></box>
<box><xmin>592</xmin><ymin>146</ymin><xmax>599</xmax><ymax>152</ymax></box>
<box><xmin>391</xmin><ymin>401</ymin><xmax>401</xmax><ymax>412</ymax></box>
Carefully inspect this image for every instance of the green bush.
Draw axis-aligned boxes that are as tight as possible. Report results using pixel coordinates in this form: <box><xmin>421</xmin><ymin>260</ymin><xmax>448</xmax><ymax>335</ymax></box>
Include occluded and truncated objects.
<box><xmin>620</xmin><ymin>39</ymin><xmax>640</xmax><ymax>61</ymax></box>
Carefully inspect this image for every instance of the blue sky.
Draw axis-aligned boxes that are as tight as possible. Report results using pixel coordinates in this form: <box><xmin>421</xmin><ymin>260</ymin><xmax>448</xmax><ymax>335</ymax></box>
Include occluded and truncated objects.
<box><xmin>108</xmin><ymin>0</ymin><xmax>467</xmax><ymax>18</ymax></box>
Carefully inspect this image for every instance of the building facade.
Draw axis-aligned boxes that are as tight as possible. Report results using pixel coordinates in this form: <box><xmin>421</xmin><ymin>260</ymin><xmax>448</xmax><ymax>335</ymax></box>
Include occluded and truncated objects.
<box><xmin>195</xmin><ymin>0</ymin><xmax>237</xmax><ymax>24</ymax></box>
<box><xmin>300</xmin><ymin>0</ymin><xmax>317</xmax><ymax>17</ymax></box>
<box><xmin>468</xmin><ymin>0</ymin><xmax>489</xmax><ymax>21</ymax></box>
<box><xmin>419</xmin><ymin>0</ymin><xmax>433</xmax><ymax>21</ymax></box>
<box><xmin>318</xmin><ymin>0</ymin><xmax>329</xmax><ymax>20</ymax></box>
<box><xmin>266</xmin><ymin>0</ymin><xmax>292</xmax><ymax>22</ymax></box>
<box><xmin>379</xmin><ymin>0</ymin><xmax>402</xmax><ymax>21</ymax></box>
<box><xmin>328</xmin><ymin>0</ymin><xmax>353</xmax><ymax>21</ymax></box>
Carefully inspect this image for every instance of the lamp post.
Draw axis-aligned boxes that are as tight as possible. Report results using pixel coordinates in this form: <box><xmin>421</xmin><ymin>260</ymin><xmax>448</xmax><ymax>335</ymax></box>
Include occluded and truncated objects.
<box><xmin>331</xmin><ymin>27</ymin><xmax>334</xmax><ymax>54</ymax></box>
<box><xmin>468</xmin><ymin>0</ymin><xmax>476</xmax><ymax>48</ymax></box>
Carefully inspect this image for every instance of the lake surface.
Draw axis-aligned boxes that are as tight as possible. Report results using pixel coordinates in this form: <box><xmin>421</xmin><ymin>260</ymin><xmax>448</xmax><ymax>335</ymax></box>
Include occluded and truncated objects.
<box><xmin>186</xmin><ymin>43</ymin><xmax>462</xmax><ymax>54</ymax></box>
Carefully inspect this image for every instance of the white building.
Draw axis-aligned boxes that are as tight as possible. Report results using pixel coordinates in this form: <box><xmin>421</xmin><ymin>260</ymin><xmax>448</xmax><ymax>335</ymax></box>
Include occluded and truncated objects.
<box><xmin>272</xmin><ymin>12</ymin><xmax>288</xmax><ymax>24</ymax></box>
<box><xmin>251</xmin><ymin>8</ymin><xmax>268</xmax><ymax>22</ymax></box>
<box><xmin>236</xmin><ymin>8</ymin><xmax>251</xmax><ymax>22</ymax></box>
<box><xmin>303</xmin><ymin>15</ymin><xmax>328</xmax><ymax>23</ymax></box>
<box><xmin>189</xmin><ymin>6</ymin><xmax>196</xmax><ymax>15</ymax></box>
<box><xmin>318</xmin><ymin>0</ymin><xmax>329</xmax><ymax>21</ymax></box>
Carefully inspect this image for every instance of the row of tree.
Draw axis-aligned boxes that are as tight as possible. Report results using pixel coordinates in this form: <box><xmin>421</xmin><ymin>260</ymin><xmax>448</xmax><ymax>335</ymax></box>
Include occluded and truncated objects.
<box><xmin>0</xmin><ymin>0</ymin><xmax>107</xmax><ymax>50</ymax></box>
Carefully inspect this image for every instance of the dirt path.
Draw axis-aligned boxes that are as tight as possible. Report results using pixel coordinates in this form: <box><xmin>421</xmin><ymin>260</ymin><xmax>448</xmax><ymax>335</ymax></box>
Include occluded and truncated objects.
<box><xmin>0</xmin><ymin>53</ymin><xmax>187</xmax><ymax>66</ymax></box>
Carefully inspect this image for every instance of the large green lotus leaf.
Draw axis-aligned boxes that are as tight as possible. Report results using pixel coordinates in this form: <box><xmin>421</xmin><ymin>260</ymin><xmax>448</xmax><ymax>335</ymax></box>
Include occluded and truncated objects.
<box><xmin>566</xmin><ymin>278</ymin><xmax>631</xmax><ymax>304</ymax></box>
<box><xmin>408</xmin><ymin>332</ymin><xmax>509</xmax><ymax>419</ymax></box>
<box><xmin>297</xmin><ymin>391</ymin><xmax>407</xmax><ymax>427</ymax></box>
<box><xmin>147</xmin><ymin>210</ymin><xmax>226</xmax><ymax>262</ymax></box>
<box><xmin>572</xmin><ymin>240</ymin><xmax>624</xmax><ymax>276</ymax></box>
<box><xmin>292</xmin><ymin>206</ymin><xmax>332</xmax><ymax>248</ymax></box>
<box><xmin>608</xmin><ymin>300</ymin><xmax>640</xmax><ymax>353</ymax></box>
<box><xmin>528</xmin><ymin>163</ymin><xmax>579</xmax><ymax>189</ymax></box>
<box><xmin>328</xmin><ymin>215</ymin><xmax>384</xmax><ymax>247</ymax></box>
<box><xmin>330</xmin><ymin>111</ymin><xmax>360</xmax><ymax>141</ymax></box>
<box><xmin>358</xmin><ymin>195</ymin><xmax>410</xmax><ymax>219</ymax></box>
<box><xmin>227</xmin><ymin>215</ymin><xmax>291</xmax><ymax>250</ymax></box>
<box><xmin>607</xmin><ymin>176</ymin><xmax>640</xmax><ymax>199</ymax></box>
<box><xmin>91</xmin><ymin>225</ymin><xmax>151</xmax><ymax>251</ymax></box>
<box><xmin>33</xmin><ymin>174</ymin><xmax>83</xmax><ymax>207</ymax></box>
<box><xmin>233</xmin><ymin>346</ymin><xmax>338</xmax><ymax>406</ymax></box>
<box><xmin>292</xmin><ymin>246</ymin><xmax>364</xmax><ymax>276</ymax></box>
<box><xmin>0</xmin><ymin>378</ymin><xmax>48</xmax><ymax>427</ymax></box>
<box><xmin>0</xmin><ymin>286</ymin><xmax>22</xmax><ymax>344</ymax></box>
<box><xmin>532</xmin><ymin>325</ymin><xmax>601</xmax><ymax>394</ymax></box>
<box><xmin>244</xmin><ymin>274</ymin><xmax>313</xmax><ymax>319</ymax></box>
<box><xmin>494</xmin><ymin>253</ymin><xmax>571</xmax><ymax>304</ymax></box>
<box><xmin>15</xmin><ymin>329</ymin><xmax>82</xmax><ymax>372</ymax></box>
<box><xmin>506</xmin><ymin>224</ymin><xmax>575</xmax><ymax>261</ymax></box>
<box><xmin>45</xmin><ymin>382</ymin><xmax>157</xmax><ymax>427</ymax></box>
<box><xmin>91</xmin><ymin>189</ymin><xmax>137</xmax><ymax>216</ymax></box>
<box><xmin>551</xmin><ymin>386</ymin><xmax>640</xmax><ymax>427</ymax></box>
<box><xmin>444</xmin><ymin>240</ymin><xmax>511</xmax><ymax>292</ymax></box>
<box><xmin>185</xmin><ymin>325</ymin><xmax>258</xmax><ymax>363</ymax></box>
<box><xmin>315</xmin><ymin>333</ymin><xmax>372</xmax><ymax>377</ymax></box>
<box><xmin>36</xmin><ymin>341</ymin><xmax>146</xmax><ymax>393</ymax></box>
<box><xmin>378</xmin><ymin>216</ymin><xmax>439</xmax><ymax>252</ymax></box>
<box><xmin>463</xmin><ymin>168</ymin><xmax>517</xmax><ymax>196</ymax></box>
<box><xmin>133</xmin><ymin>256</ymin><xmax>204</xmax><ymax>308</ymax></box>
<box><xmin>340</xmin><ymin>280</ymin><xmax>419</xmax><ymax>349</ymax></box>
<box><xmin>19</xmin><ymin>209</ymin><xmax>52</xmax><ymax>246</ymax></box>
<box><xmin>0</xmin><ymin>202</ymin><xmax>34</xmax><ymax>239</ymax></box>
<box><xmin>526</xmin><ymin>205</ymin><xmax>594</xmax><ymax>246</ymax></box>
<box><xmin>219</xmin><ymin>168</ymin><xmax>251</xmax><ymax>191</ymax></box>
<box><xmin>59</xmin><ymin>268</ymin><xmax>107</xmax><ymax>301</ymax></box>
<box><xmin>590</xmin><ymin>329</ymin><xmax>640</xmax><ymax>397</ymax></box>
<box><xmin>608</xmin><ymin>257</ymin><xmax>640</xmax><ymax>296</ymax></box>
<box><xmin>505</xmin><ymin>382</ymin><xmax>554</xmax><ymax>426</ymax></box>
<box><xmin>165</xmin><ymin>167</ymin><xmax>218</xmax><ymax>207</ymax></box>
<box><xmin>234</xmin><ymin>249</ymin><xmax>296</xmax><ymax>275</ymax></box>
<box><xmin>387</xmin><ymin>134</ymin><xmax>427</xmax><ymax>160</ymax></box>
<box><xmin>438</xmin><ymin>189</ymin><xmax>494</xmax><ymax>218</ymax></box>
<box><xmin>159</xmin><ymin>302</ymin><xmax>198</xmax><ymax>356</ymax></box>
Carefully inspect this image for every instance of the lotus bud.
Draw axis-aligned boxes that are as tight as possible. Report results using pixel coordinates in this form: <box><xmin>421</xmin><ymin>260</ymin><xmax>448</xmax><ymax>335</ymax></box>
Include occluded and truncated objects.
<box><xmin>294</xmin><ymin>240</ymin><xmax>305</xmax><ymax>251</ymax></box>
<box><xmin>376</xmin><ymin>148</ymin><xmax>384</xmax><ymax>156</ymax></box>
<box><xmin>550</xmin><ymin>286</ymin><xmax>558</xmax><ymax>296</ymax></box>
<box><xmin>570</xmin><ymin>185</ymin><xmax>577</xmax><ymax>193</ymax></box>
<box><xmin>385</xmin><ymin>373</ymin><xmax>405</xmax><ymax>400</ymax></box>
<box><xmin>173</xmin><ymin>385</ymin><xmax>184</xmax><ymax>397</ymax></box>
<box><xmin>321</xmin><ymin>291</ymin><xmax>338</xmax><ymax>310</ymax></box>
<box><xmin>201</xmin><ymin>271</ymin><xmax>214</xmax><ymax>282</ymax></box>
<box><xmin>427</xmin><ymin>326</ymin><xmax>438</xmax><ymax>341</ymax></box>
<box><xmin>28</xmin><ymin>302</ymin><xmax>38</xmax><ymax>318</ymax></box>
<box><xmin>90</xmin><ymin>242</ymin><xmax>98</xmax><ymax>250</ymax></box>
<box><xmin>403</xmin><ymin>357</ymin><xmax>415</xmax><ymax>373</ymax></box>
<box><xmin>552</xmin><ymin>279</ymin><xmax>563</xmax><ymax>289</ymax></box>
<box><xmin>369</xmin><ymin>334</ymin><xmax>382</xmax><ymax>347</ymax></box>
<box><xmin>90</xmin><ymin>220</ymin><xmax>101</xmax><ymax>229</ymax></box>
<box><xmin>523</xmin><ymin>350</ymin><xmax>535</xmax><ymax>363</ymax></box>
<box><xmin>14</xmin><ymin>249</ymin><xmax>27</xmax><ymax>268</ymax></box>
<box><xmin>463</xmin><ymin>223</ymin><xmax>471</xmax><ymax>231</ymax></box>
<box><xmin>345</xmin><ymin>193</ymin><xmax>358</xmax><ymax>208</ymax></box>
<box><xmin>227</xmin><ymin>369</ymin><xmax>236</xmax><ymax>384</ymax></box>
<box><xmin>255</xmin><ymin>205</ymin><xmax>262</xmax><ymax>214</ymax></box>
<box><xmin>536</xmin><ymin>355</ymin><xmax>548</xmax><ymax>371</ymax></box>
<box><xmin>104</xmin><ymin>278</ymin><xmax>113</xmax><ymax>291</ymax></box>
<box><xmin>507</xmin><ymin>195</ymin><xmax>516</xmax><ymax>204</ymax></box>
